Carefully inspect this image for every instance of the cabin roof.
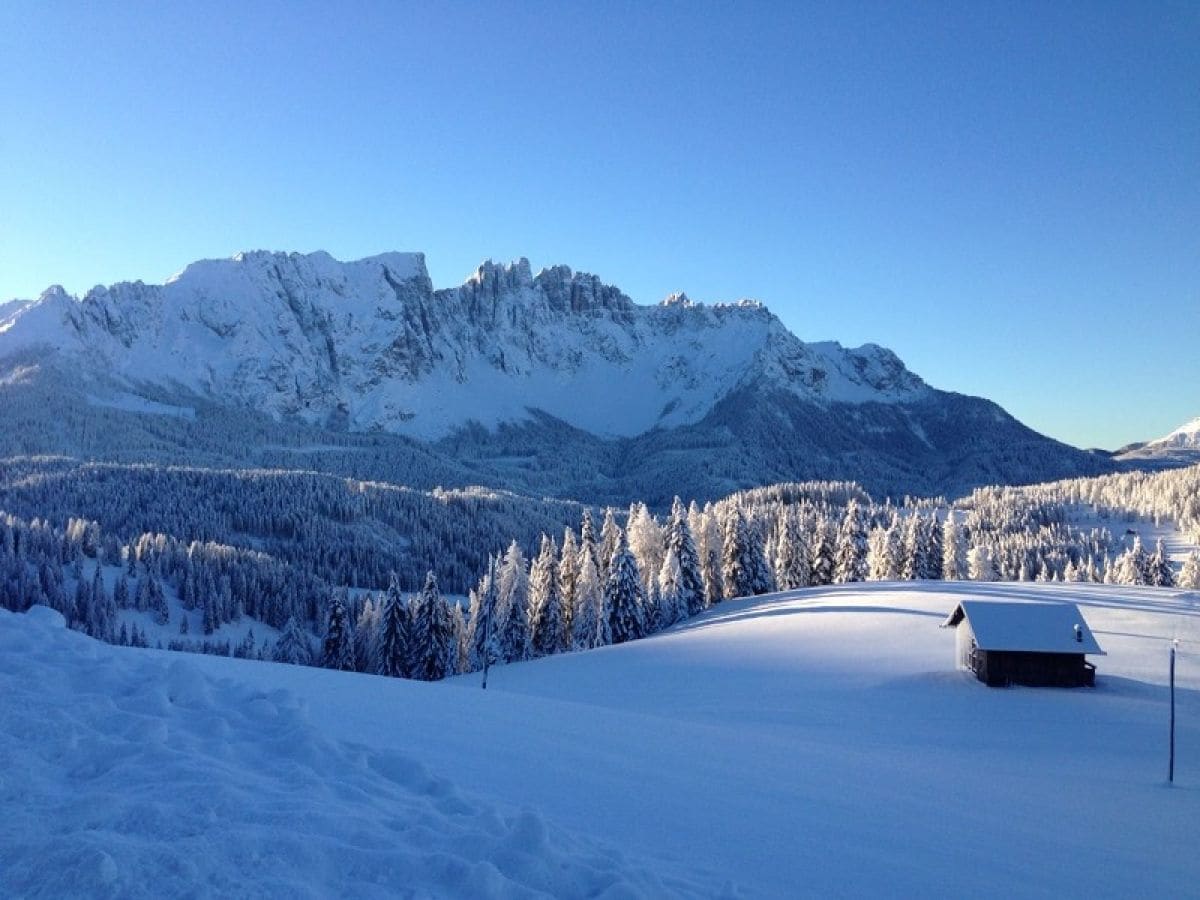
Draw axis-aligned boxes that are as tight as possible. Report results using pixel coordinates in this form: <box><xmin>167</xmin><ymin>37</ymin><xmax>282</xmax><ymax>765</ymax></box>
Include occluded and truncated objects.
<box><xmin>942</xmin><ymin>599</ymin><xmax>1105</xmax><ymax>656</ymax></box>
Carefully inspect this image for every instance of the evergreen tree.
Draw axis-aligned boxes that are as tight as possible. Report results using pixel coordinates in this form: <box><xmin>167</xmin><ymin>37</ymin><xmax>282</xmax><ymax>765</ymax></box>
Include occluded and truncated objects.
<box><xmin>1148</xmin><ymin>538</ymin><xmax>1174</xmax><ymax>587</ymax></box>
<box><xmin>558</xmin><ymin>528</ymin><xmax>579</xmax><ymax>637</ymax></box>
<box><xmin>809</xmin><ymin>516</ymin><xmax>835</xmax><ymax>587</ymax></box>
<box><xmin>665</xmin><ymin>496</ymin><xmax>706</xmax><ymax>616</ymax></box>
<box><xmin>571</xmin><ymin>549</ymin><xmax>606</xmax><ymax>650</ymax></box>
<box><xmin>598</xmin><ymin>508</ymin><xmax>622</xmax><ymax>584</ymax></box>
<box><xmin>1178</xmin><ymin>551</ymin><xmax>1200</xmax><ymax>589</ymax></box>
<box><xmin>468</xmin><ymin>557</ymin><xmax>500</xmax><ymax>672</ymax></box>
<box><xmin>722</xmin><ymin>506</ymin><xmax>771</xmax><ymax>598</ymax></box>
<box><xmin>833</xmin><ymin>501</ymin><xmax>868</xmax><ymax>584</ymax></box>
<box><xmin>657</xmin><ymin>547</ymin><xmax>686</xmax><ymax>627</ymax></box>
<box><xmin>967</xmin><ymin>545</ymin><xmax>997</xmax><ymax>581</ymax></box>
<box><xmin>320</xmin><ymin>591</ymin><xmax>355</xmax><ymax>671</ymax></box>
<box><xmin>605</xmin><ymin>535</ymin><xmax>646</xmax><ymax>644</ymax></box>
<box><xmin>530</xmin><ymin>534</ymin><xmax>567</xmax><ymax>657</ymax></box>
<box><xmin>497</xmin><ymin>540</ymin><xmax>531</xmax><ymax>663</ymax></box>
<box><xmin>377</xmin><ymin>574</ymin><xmax>411</xmax><ymax>678</ymax></box>
<box><xmin>626</xmin><ymin>503</ymin><xmax>664</xmax><ymax>595</ymax></box>
<box><xmin>410</xmin><ymin>571</ymin><xmax>456</xmax><ymax>681</ymax></box>
<box><xmin>773</xmin><ymin>508</ymin><xmax>810</xmax><ymax>591</ymax></box>
<box><xmin>273</xmin><ymin>616</ymin><xmax>312</xmax><ymax>666</ymax></box>
<box><xmin>354</xmin><ymin>595</ymin><xmax>381</xmax><ymax>673</ymax></box>
<box><xmin>692</xmin><ymin>501</ymin><xmax>724</xmax><ymax>606</ymax></box>
<box><xmin>942</xmin><ymin>510</ymin><xmax>968</xmax><ymax>580</ymax></box>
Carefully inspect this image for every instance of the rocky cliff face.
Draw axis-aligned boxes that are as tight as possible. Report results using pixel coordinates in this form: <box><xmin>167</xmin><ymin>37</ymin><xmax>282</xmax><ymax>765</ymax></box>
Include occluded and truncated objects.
<box><xmin>0</xmin><ymin>250</ymin><xmax>930</xmax><ymax>439</ymax></box>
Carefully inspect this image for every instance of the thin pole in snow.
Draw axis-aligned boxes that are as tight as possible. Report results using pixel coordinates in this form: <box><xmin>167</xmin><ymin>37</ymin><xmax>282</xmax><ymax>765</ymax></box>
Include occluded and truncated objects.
<box><xmin>481</xmin><ymin>561</ymin><xmax>494</xmax><ymax>691</ymax></box>
<box><xmin>1169</xmin><ymin>641</ymin><xmax>1177</xmax><ymax>784</ymax></box>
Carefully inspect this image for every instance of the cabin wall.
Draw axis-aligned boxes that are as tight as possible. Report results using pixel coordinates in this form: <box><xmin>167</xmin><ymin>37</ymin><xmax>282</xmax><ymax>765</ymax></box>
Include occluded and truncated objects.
<box><xmin>975</xmin><ymin>651</ymin><xmax>1094</xmax><ymax>688</ymax></box>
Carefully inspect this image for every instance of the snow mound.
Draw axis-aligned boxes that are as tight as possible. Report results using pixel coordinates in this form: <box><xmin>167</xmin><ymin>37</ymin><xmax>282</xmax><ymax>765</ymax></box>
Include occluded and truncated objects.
<box><xmin>0</xmin><ymin>608</ymin><xmax>711</xmax><ymax>899</ymax></box>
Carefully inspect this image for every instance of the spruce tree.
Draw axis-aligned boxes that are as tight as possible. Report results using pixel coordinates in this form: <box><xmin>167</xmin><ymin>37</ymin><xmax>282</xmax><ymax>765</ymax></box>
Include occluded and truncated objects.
<box><xmin>558</xmin><ymin>528</ymin><xmax>579</xmax><ymax>637</ymax></box>
<box><xmin>657</xmin><ymin>547</ymin><xmax>686</xmax><ymax>627</ymax></box>
<box><xmin>1178</xmin><ymin>551</ymin><xmax>1200</xmax><ymax>589</ymax></box>
<box><xmin>773</xmin><ymin>508</ymin><xmax>810</xmax><ymax>591</ymax></box>
<box><xmin>599</xmin><ymin>508</ymin><xmax>622</xmax><ymax>584</ymax></box>
<box><xmin>497</xmin><ymin>541</ymin><xmax>531</xmax><ymax>663</ymax></box>
<box><xmin>665</xmin><ymin>496</ymin><xmax>706</xmax><ymax>616</ymax></box>
<box><xmin>411</xmin><ymin>571</ymin><xmax>456</xmax><ymax>681</ymax></box>
<box><xmin>377</xmin><ymin>574</ymin><xmax>411</xmax><ymax>678</ymax></box>
<box><xmin>833</xmin><ymin>501</ymin><xmax>868</xmax><ymax>584</ymax></box>
<box><xmin>572</xmin><ymin>549</ymin><xmax>606</xmax><ymax>650</ymax></box>
<box><xmin>942</xmin><ymin>510</ymin><xmax>968</xmax><ymax>580</ymax></box>
<box><xmin>321</xmin><ymin>592</ymin><xmax>355</xmax><ymax>671</ymax></box>
<box><xmin>530</xmin><ymin>534</ymin><xmax>567</xmax><ymax>657</ymax></box>
<box><xmin>605</xmin><ymin>535</ymin><xmax>646</xmax><ymax>645</ymax></box>
<box><xmin>273</xmin><ymin>616</ymin><xmax>312</xmax><ymax>666</ymax></box>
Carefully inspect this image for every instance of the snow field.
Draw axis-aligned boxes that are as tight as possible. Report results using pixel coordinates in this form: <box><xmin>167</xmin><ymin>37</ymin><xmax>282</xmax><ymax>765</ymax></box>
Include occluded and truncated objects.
<box><xmin>4</xmin><ymin>581</ymin><xmax>1199</xmax><ymax>897</ymax></box>
<box><xmin>0</xmin><ymin>607</ymin><xmax>711</xmax><ymax>899</ymax></box>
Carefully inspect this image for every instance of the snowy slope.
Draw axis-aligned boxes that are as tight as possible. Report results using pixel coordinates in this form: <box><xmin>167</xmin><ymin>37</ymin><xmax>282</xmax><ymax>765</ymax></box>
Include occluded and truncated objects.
<box><xmin>6</xmin><ymin>582</ymin><xmax>1198</xmax><ymax>898</ymax></box>
<box><xmin>0</xmin><ymin>251</ymin><xmax>927</xmax><ymax>440</ymax></box>
<box><xmin>0</xmin><ymin>606</ymin><xmax>710</xmax><ymax>898</ymax></box>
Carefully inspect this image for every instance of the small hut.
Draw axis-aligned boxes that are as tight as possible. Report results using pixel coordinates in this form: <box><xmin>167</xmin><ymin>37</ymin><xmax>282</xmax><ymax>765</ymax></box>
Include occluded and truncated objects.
<box><xmin>942</xmin><ymin>599</ymin><xmax>1104</xmax><ymax>687</ymax></box>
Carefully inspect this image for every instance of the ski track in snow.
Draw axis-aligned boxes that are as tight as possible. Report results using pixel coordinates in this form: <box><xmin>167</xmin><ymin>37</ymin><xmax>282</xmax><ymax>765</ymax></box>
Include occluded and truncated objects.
<box><xmin>0</xmin><ymin>607</ymin><xmax>713</xmax><ymax>899</ymax></box>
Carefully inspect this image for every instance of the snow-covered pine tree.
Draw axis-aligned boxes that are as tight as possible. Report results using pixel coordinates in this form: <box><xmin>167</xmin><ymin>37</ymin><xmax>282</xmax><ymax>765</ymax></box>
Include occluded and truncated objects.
<box><xmin>773</xmin><ymin>507</ymin><xmax>810</xmax><ymax>591</ymax></box>
<box><xmin>571</xmin><ymin>549</ymin><xmax>606</xmax><ymax>650</ymax></box>
<box><xmin>1148</xmin><ymin>538</ymin><xmax>1174</xmax><ymax>587</ymax></box>
<box><xmin>967</xmin><ymin>545</ymin><xmax>997</xmax><ymax>581</ymax></box>
<box><xmin>665</xmin><ymin>496</ymin><xmax>706</xmax><ymax>616</ymax></box>
<box><xmin>354</xmin><ymin>595</ymin><xmax>380</xmax><ymax>673</ymax></box>
<box><xmin>692</xmin><ymin>501</ymin><xmax>725</xmax><ymax>606</ymax></box>
<box><xmin>605</xmin><ymin>534</ymin><xmax>646</xmax><ymax>645</ymax></box>
<box><xmin>530</xmin><ymin>534</ymin><xmax>567</xmax><ymax>657</ymax></box>
<box><xmin>320</xmin><ymin>591</ymin><xmax>355</xmax><ymax>671</ymax></box>
<box><xmin>942</xmin><ymin>510</ymin><xmax>967</xmax><ymax>580</ymax></box>
<box><xmin>1178</xmin><ymin>551</ymin><xmax>1200</xmax><ymax>589</ymax></box>
<box><xmin>866</xmin><ymin>525</ymin><xmax>893</xmax><ymax>581</ymax></box>
<box><xmin>833</xmin><ymin>500</ymin><xmax>868</xmax><ymax>584</ymax></box>
<box><xmin>497</xmin><ymin>540</ymin><xmax>531</xmax><ymax>663</ymax></box>
<box><xmin>273</xmin><ymin>616</ymin><xmax>312</xmax><ymax>666</ymax></box>
<box><xmin>410</xmin><ymin>571</ymin><xmax>456</xmax><ymax>681</ymax></box>
<box><xmin>809</xmin><ymin>515</ymin><xmax>835</xmax><ymax>587</ymax></box>
<box><xmin>468</xmin><ymin>556</ymin><xmax>500</xmax><ymax>672</ymax></box>
<box><xmin>599</xmin><ymin>508</ymin><xmax>622</xmax><ymax>585</ymax></box>
<box><xmin>657</xmin><ymin>547</ymin><xmax>686</xmax><ymax>627</ymax></box>
<box><xmin>899</xmin><ymin>514</ymin><xmax>922</xmax><ymax>581</ymax></box>
<box><xmin>558</xmin><ymin>528</ymin><xmax>579</xmax><ymax>638</ymax></box>
<box><xmin>626</xmin><ymin>502</ymin><xmax>664</xmax><ymax>596</ymax></box>
<box><xmin>377</xmin><ymin>574</ymin><xmax>411</xmax><ymax>678</ymax></box>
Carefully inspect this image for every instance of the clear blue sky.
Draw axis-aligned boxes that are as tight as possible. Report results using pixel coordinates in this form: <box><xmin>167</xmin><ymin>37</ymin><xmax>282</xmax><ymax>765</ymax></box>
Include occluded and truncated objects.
<box><xmin>1</xmin><ymin>1</ymin><xmax>1196</xmax><ymax>450</ymax></box>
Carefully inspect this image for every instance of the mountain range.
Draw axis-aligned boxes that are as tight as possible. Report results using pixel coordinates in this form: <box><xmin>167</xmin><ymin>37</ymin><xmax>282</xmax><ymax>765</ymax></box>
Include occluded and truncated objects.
<box><xmin>0</xmin><ymin>250</ymin><xmax>1116</xmax><ymax>503</ymax></box>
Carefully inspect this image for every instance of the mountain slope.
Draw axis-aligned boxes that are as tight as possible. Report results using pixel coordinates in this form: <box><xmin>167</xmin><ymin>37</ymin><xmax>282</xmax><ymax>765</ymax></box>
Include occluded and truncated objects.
<box><xmin>0</xmin><ymin>250</ymin><xmax>1113</xmax><ymax>500</ymax></box>
<box><xmin>1117</xmin><ymin>416</ymin><xmax>1200</xmax><ymax>468</ymax></box>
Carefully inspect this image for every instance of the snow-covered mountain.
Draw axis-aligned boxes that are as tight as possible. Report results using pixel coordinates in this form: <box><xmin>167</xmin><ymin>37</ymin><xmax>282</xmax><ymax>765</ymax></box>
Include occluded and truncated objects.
<box><xmin>1115</xmin><ymin>416</ymin><xmax>1200</xmax><ymax>467</ymax></box>
<box><xmin>0</xmin><ymin>250</ymin><xmax>1113</xmax><ymax>499</ymax></box>
<box><xmin>0</xmin><ymin>250</ymin><xmax>927</xmax><ymax>438</ymax></box>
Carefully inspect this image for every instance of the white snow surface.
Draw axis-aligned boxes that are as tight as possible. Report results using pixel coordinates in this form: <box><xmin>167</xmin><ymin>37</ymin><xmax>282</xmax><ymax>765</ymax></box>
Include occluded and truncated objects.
<box><xmin>0</xmin><ymin>606</ymin><xmax>709</xmax><ymax>899</ymax></box>
<box><xmin>0</xmin><ymin>250</ymin><xmax>929</xmax><ymax>439</ymax></box>
<box><xmin>6</xmin><ymin>581</ymin><xmax>1200</xmax><ymax>898</ymax></box>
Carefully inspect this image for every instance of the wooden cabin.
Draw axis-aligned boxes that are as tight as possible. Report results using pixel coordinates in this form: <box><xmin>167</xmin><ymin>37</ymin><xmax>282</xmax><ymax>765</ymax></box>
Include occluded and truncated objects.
<box><xmin>941</xmin><ymin>599</ymin><xmax>1105</xmax><ymax>687</ymax></box>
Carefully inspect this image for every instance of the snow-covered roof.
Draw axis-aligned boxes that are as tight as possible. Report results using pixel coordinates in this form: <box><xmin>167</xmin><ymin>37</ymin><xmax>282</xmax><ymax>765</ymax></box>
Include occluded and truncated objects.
<box><xmin>942</xmin><ymin>600</ymin><xmax>1105</xmax><ymax>655</ymax></box>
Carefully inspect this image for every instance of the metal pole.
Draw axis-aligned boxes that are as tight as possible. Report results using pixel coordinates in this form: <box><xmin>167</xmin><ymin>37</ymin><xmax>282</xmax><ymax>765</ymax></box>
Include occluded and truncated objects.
<box><xmin>481</xmin><ymin>563</ymin><xmax>494</xmax><ymax>691</ymax></box>
<box><xmin>1169</xmin><ymin>643</ymin><xmax>1176</xmax><ymax>784</ymax></box>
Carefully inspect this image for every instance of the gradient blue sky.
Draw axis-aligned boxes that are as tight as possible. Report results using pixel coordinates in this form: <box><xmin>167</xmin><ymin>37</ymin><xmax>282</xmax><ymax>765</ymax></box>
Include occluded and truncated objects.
<box><xmin>1</xmin><ymin>1</ymin><xmax>1196</xmax><ymax>450</ymax></box>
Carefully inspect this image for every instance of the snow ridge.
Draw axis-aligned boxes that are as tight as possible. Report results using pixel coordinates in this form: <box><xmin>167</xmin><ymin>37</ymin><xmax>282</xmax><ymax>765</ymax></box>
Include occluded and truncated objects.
<box><xmin>0</xmin><ymin>250</ymin><xmax>929</xmax><ymax>439</ymax></box>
